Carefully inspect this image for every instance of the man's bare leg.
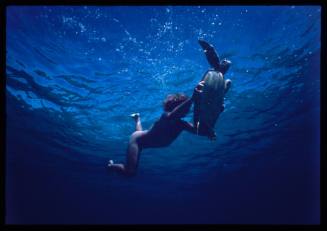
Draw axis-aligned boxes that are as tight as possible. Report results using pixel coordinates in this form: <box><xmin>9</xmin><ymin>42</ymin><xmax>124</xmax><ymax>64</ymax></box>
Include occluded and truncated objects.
<box><xmin>108</xmin><ymin>131</ymin><xmax>144</xmax><ymax>176</ymax></box>
<box><xmin>130</xmin><ymin>113</ymin><xmax>142</xmax><ymax>131</ymax></box>
<box><xmin>107</xmin><ymin>113</ymin><xmax>144</xmax><ymax>176</ymax></box>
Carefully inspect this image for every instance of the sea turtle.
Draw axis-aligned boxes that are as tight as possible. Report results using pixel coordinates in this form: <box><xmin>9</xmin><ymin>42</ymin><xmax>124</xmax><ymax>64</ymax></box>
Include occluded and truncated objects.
<box><xmin>194</xmin><ymin>39</ymin><xmax>232</xmax><ymax>139</ymax></box>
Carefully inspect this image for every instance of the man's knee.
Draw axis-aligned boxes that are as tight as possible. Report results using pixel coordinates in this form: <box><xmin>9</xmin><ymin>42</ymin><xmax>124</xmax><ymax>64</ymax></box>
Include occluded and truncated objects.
<box><xmin>129</xmin><ymin>132</ymin><xmax>138</xmax><ymax>144</ymax></box>
<box><xmin>130</xmin><ymin>131</ymin><xmax>144</xmax><ymax>139</ymax></box>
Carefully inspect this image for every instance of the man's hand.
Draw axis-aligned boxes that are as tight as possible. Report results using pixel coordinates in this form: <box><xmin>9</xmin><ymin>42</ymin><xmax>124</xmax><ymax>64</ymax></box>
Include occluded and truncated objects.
<box><xmin>195</xmin><ymin>80</ymin><xmax>205</xmax><ymax>92</ymax></box>
<box><xmin>192</xmin><ymin>81</ymin><xmax>205</xmax><ymax>100</ymax></box>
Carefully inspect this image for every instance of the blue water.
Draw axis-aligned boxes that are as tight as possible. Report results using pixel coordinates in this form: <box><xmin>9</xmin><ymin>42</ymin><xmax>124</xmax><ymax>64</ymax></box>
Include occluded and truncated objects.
<box><xmin>5</xmin><ymin>6</ymin><xmax>321</xmax><ymax>224</ymax></box>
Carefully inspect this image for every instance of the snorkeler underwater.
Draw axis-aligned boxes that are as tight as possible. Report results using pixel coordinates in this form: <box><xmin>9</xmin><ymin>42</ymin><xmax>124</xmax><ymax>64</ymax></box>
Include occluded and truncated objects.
<box><xmin>5</xmin><ymin>6</ymin><xmax>321</xmax><ymax>224</ymax></box>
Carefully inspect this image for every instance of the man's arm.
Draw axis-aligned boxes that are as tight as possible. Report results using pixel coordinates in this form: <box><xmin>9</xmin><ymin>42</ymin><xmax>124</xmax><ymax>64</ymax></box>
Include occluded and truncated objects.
<box><xmin>180</xmin><ymin>120</ymin><xmax>215</xmax><ymax>139</ymax></box>
<box><xmin>166</xmin><ymin>98</ymin><xmax>193</xmax><ymax>120</ymax></box>
<box><xmin>180</xmin><ymin>120</ymin><xmax>197</xmax><ymax>134</ymax></box>
<box><xmin>166</xmin><ymin>81</ymin><xmax>205</xmax><ymax>120</ymax></box>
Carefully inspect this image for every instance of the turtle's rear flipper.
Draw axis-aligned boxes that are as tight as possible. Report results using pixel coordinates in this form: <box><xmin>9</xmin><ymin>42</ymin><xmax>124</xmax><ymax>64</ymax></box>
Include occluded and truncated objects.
<box><xmin>197</xmin><ymin>122</ymin><xmax>216</xmax><ymax>140</ymax></box>
<box><xmin>198</xmin><ymin>39</ymin><xmax>220</xmax><ymax>71</ymax></box>
<box><xmin>207</xmin><ymin>129</ymin><xmax>217</xmax><ymax>140</ymax></box>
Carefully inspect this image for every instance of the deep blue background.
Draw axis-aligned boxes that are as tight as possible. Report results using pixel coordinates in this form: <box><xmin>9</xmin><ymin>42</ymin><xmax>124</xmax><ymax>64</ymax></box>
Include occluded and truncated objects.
<box><xmin>6</xmin><ymin>6</ymin><xmax>320</xmax><ymax>224</ymax></box>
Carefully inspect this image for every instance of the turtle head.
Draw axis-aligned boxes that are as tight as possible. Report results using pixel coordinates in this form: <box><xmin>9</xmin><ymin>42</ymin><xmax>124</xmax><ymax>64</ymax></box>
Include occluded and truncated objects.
<box><xmin>219</xmin><ymin>59</ymin><xmax>231</xmax><ymax>75</ymax></box>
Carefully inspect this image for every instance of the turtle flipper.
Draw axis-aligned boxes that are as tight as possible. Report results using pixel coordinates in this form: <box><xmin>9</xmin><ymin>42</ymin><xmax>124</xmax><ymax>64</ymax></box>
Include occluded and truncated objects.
<box><xmin>224</xmin><ymin>79</ymin><xmax>232</xmax><ymax>94</ymax></box>
<box><xmin>198</xmin><ymin>39</ymin><xmax>220</xmax><ymax>71</ymax></box>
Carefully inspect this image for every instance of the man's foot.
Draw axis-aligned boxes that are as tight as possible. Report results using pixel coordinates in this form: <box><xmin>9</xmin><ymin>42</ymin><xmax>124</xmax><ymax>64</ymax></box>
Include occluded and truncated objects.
<box><xmin>130</xmin><ymin>113</ymin><xmax>140</xmax><ymax>120</ymax></box>
<box><xmin>108</xmin><ymin>160</ymin><xmax>114</xmax><ymax>168</ymax></box>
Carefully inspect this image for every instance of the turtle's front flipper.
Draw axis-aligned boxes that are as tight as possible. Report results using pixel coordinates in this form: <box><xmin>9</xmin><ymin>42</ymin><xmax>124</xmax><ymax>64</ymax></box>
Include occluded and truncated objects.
<box><xmin>224</xmin><ymin>79</ymin><xmax>232</xmax><ymax>94</ymax></box>
<box><xmin>198</xmin><ymin>39</ymin><xmax>220</xmax><ymax>71</ymax></box>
